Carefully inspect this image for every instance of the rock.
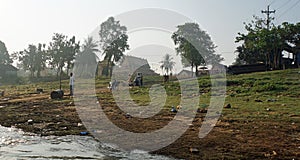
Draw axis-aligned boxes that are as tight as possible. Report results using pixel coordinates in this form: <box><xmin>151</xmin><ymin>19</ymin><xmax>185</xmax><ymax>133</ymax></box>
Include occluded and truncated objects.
<box><xmin>189</xmin><ymin>147</ymin><xmax>200</xmax><ymax>153</ymax></box>
<box><xmin>224</xmin><ymin>104</ymin><xmax>231</xmax><ymax>108</ymax></box>
<box><xmin>266</xmin><ymin>108</ymin><xmax>271</xmax><ymax>111</ymax></box>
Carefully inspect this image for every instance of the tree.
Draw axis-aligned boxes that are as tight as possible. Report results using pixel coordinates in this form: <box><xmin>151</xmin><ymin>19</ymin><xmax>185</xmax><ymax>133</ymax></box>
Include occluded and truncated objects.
<box><xmin>48</xmin><ymin>33</ymin><xmax>80</xmax><ymax>77</ymax></box>
<box><xmin>99</xmin><ymin>17</ymin><xmax>129</xmax><ymax>77</ymax></box>
<box><xmin>235</xmin><ymin>15</ymin><xmax>300</xmax><ymax>69</ymax></box>
<box><xmin>172</xmin><ymin>22</ymin><xmax>223</xmax><ymax>76</ymax></box>
<box><xmin>36</xmin><ymin>43</ymin><xmax>47</xmax><ymax>77</ymax></box>
<box><xmin>280</xmin><ymin>22</ymin><xmax>300</xmax><ymax>67</ymax></box>
<box><xmin>160</xmin><ymin>53</ymin><xmax>175</xmax><ymax>75</ymax></box>
<box><xmin>0</xmin><ymin>40</ymin><xmax>13</xmax><ymax>65</ymax></box>
<box><xmin>74</xmin><ymin>37</ymin><xmax>99</xmax><ymax>77</ymax></box>
<box><xmin>18</xmin><ymin>45</ymin><xmax>37</xmax><ymax>77</ymax></box>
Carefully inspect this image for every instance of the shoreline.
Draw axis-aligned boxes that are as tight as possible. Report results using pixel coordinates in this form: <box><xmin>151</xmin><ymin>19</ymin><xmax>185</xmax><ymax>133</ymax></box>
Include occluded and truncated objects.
<box><xmin>0</xmin><ymin>87</ymin><xmax>299</xmax><ymax>159</ymax></box>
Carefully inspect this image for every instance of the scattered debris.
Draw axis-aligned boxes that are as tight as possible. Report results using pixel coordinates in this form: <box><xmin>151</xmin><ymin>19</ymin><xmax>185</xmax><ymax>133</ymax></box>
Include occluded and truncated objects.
<box><xmin>27</xmin><ymin>119</ymin><xmax>34</xmax><ymax>125</ymax></box>
<box><xmin>189</xmin><ymin>147</ymin><xmax>200</xmax><ymax>154</ymax></box>
<box><xmin>224</xmin><ymin>103</ymin><xmax>231</xmax><ymax>109</ymax></box>
<box><xmin>171</xmin><ymin>106</ymin><xmax>177</xmax><ymax>113</ymax></box>
<box><xmin>61</xmin><ymin>127</ymin><xmax>67</xmax><ymax>130</ymax></box>
<box><xmin>267</xmin><ymin>99</ymin><xmax>276</xmax><ymax>102</ymax></box>
<box><xmin>77</xmin><ymin>123</ymin><xmax>83</xmax><ymax>127</ymax></box>
<box><xmin>125</xmin><ymin>113</ymin><xmax>132</xmax><ymax>118</ymax></box>
<box><xmin>2</xmin><ymin>98</ymin><xmax>10</xmax><ymax>101</ymax></box>
<box><xmin>255</xmin><ymin>99</ymin><xmax>263</xmax><ymax>102</ymax></box>
<box><xmin>80</xmin><ymin>131</ymin><xmax>89</xmax><ymax>135</ymax></box>
<box><xmin>36</xmin><ymin>88</ymin><xmax>43</xmax><ymax>94</ymax></box>
<box><xmin>197</xmin><ymin>108</ymin><xmax>207</xmax><ymax>113</ymax></box>
<box><xmin>176</xmin><ymin>105</ymin><xmax>182</xmax><ymax>110</ymax></box>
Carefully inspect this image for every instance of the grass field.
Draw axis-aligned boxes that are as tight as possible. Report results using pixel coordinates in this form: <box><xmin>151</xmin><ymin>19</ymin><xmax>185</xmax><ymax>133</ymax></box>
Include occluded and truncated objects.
<box><xmin>0</xmin><ymin>68</ymin><xmax>299</xmax><ymax>159</ymax></box>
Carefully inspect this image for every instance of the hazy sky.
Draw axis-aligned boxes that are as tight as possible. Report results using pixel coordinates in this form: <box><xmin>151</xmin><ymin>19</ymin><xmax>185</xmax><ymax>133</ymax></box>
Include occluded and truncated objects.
<box><xmin>0</xmin><ymin>0</ymin><xmax>299</xmax><ymax>66</ymax></box>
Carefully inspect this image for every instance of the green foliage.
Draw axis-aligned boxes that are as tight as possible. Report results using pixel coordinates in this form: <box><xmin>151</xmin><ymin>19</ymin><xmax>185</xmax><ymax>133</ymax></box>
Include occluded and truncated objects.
<box><xmin>160</xmin><ymin>54</ymin><xmax>175</xmax><ymax>75</ymax></box>
<box><xmin>15</xmin><ymin>44</ymin><xmax>47</xmax><ymax>78</ymax></box>
<box><xmin>74</xmin><ymin>37</ymin><xmax>99</xmax><ymax>78</ymax></box>
<box><xmin>48</xmin><ymin>33</ymin><xmax>80</xmax><ymax>76</ymax></box>
<box><xmin>0</xmin><ymin>40</ymin><xmax>13</xmax><ymax>65</ymax></box>
<box><xmin>172</xmin><ymin>22</ymin><xmax>223</xmax><ymax>76</ymax></box>
<box><xmin>99</xmin><ymin>17</ymin><xmax>129</xmax><ymax>77</ymax></box>
<box><xmin>235</xmin><ymin>15</ymin><xmax>300</xmax><ymax>69</ymax></box>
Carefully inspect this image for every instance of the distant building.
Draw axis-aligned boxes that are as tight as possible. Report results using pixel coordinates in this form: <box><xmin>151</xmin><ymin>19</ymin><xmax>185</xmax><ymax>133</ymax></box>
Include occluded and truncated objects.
<box><xmin>211</xmin><ymin>64</ymin><xmax>227</xmax><ymax>74</ymax></box>
<box><xmin>0</xmin><ymin>64</ymin><xmax>18</xmax><ymax>83</ymax></box>
<box><xmin>177</xmin><ymin>69</ymin><xmax>194</xmax><ymax>79</ymax></box>
<box><xmin>97</xmin><ymin>55</ymin><xmax>158</xmax><ymax>77</ymax></box>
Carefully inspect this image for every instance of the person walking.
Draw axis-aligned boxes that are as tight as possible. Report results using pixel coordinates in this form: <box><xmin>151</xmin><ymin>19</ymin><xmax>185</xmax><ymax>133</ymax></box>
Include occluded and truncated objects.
<box><xmin>69</xmin><ymin>72</ymin><xmax>74</xmax><ymax>96</ymax></box>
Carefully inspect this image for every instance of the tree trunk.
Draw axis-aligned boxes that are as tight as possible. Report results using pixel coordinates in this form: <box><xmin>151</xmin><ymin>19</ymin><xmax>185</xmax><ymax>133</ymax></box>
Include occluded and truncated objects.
<box><xmin>106</xmin><ymin>60</ymin><xmax>110</xmax><ymax>77</ymax></box>
<box><xmin>109</xmin><ymin>62</ymin><xmax>114</xmax><ymax>78</ymax></box>
<box><xmin>37</xmin><ymin>69</ymin><xmax>41</xmax><ymax>78</ymax></box>
<box><xmin>195</xmin><ymin>65</ymin><xmax>199</xmax><ymax>77</ymax></box>
<box><xmin>191</xmin><ymin>62</ymin><xmax>194</xmax><ymax>77</ymax></box>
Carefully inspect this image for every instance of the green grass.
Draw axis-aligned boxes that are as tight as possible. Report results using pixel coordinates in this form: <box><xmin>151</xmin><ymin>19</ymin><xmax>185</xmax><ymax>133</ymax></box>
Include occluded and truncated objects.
<box><xmin>1</xmin><ymin>69</ymin><xmax>299</xmax><ymax>117</ymax></box>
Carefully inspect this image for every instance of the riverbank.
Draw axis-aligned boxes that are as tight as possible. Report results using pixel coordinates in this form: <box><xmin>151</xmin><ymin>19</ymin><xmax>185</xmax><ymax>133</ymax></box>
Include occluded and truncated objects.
<box><xmin>0</xmin><ymin>69</ymin><xmax>299</xmax><ymax>159</ymax></box>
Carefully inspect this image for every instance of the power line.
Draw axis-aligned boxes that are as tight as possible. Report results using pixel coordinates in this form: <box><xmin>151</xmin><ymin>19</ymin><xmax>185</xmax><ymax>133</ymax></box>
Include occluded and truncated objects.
<box><xmin>275</xmin><ymin>0</ymin><xmax>292</xmax><ymax>10</ymax></box>
<box><xmin>269</xmin><ymin>0</ymin><xmax>277</xmax><ymax>5</ymax></box>
<box><xmin>277</xmin><ymin>0</ymin><xmax>300</xmax><ymax>20</ymax></box>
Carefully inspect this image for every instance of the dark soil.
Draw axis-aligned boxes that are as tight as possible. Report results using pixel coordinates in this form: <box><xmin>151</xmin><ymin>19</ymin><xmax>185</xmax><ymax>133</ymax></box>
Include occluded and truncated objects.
<box><xmin>0</xmin><ymin>91</ymin><xmax>299</xmax><ymax>159</ymax></box>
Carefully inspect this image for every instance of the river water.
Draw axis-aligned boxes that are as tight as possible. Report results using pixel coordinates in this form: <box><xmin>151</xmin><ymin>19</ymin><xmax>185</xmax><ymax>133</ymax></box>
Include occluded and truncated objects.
<box><xmin>0</xmin><ymin>126</ymin><xmax>175</xmax><ymax>160</ymax></box>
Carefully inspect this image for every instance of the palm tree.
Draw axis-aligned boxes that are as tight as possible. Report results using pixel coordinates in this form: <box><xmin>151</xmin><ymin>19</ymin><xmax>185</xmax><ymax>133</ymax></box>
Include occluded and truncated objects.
<box><xmin>74</xmin><ymin>37</ymin><xmax>99</xmax><ymax>77</ymax></box>
<box><xmin>160</xmin><ymin>53</ymin><xmax>175</xmax><ymax>75</ymax></box>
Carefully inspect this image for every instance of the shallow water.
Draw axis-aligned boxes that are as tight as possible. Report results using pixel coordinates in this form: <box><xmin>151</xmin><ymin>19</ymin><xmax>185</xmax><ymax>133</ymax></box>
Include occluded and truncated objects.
<box><xmin>0</xmin><ymin>126</ymin><xmax>175</xmax><ymax>160</ymax></box>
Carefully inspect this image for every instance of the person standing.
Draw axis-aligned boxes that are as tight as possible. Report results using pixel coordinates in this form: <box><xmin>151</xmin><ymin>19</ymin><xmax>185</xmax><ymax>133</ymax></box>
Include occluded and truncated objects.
<box><xmin>69</xmin><ymin>72</ymin><xmax>74</xmax><ymax>96</ymax></box>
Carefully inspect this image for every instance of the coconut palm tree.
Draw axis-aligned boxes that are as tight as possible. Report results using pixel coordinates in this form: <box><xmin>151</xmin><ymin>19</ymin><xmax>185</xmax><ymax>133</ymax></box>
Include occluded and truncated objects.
<box><xmin>160</xmin><ymin>53</ymin><xmax>175</xmax><ymax>75</ymax></box>
<box><xmin>74</xmin><ymin>37</ymin><xmax>99</xmax><ymax>77</ymax></box>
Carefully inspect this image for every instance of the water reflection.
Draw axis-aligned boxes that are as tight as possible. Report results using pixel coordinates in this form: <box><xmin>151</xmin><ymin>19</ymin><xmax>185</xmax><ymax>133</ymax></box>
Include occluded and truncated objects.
<box><xmin>0</xmin><ymin>126</ymin><xmax>174</xmax><ymax>160</ymax></box>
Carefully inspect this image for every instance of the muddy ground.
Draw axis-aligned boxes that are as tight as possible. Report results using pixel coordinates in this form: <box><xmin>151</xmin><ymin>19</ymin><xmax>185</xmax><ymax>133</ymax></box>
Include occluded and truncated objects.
<box><xmin>0</xmin><ymin>91</ymin><xmax>299</xmax><ymax>159</ymax></box>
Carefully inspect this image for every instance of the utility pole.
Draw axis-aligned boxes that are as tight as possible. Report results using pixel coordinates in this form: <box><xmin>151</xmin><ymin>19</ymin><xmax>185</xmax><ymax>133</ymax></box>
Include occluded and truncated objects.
<box><xmin>261</xmin><ymin>5</ymin><xmax>276</xmax><ymax>30</ymax></box>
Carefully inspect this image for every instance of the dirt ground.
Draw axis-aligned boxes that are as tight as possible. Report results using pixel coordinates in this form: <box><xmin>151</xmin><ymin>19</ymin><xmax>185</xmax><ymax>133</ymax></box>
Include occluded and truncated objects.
<box><xmin>0</xmin><ymin>90</ymin><xmax>299</xmax><ymax>159</ymax></box>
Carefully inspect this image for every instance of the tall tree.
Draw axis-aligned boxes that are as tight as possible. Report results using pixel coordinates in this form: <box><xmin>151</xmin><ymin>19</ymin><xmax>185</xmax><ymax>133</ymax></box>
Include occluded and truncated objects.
<box><xmin>18</xmin><ymin>45</ymin><xmax>37</xmax><ymax>77</ymax></box>
<box><xmin>172</xmin><ymin>22</ymin><xmax>223</xmax><ymax>76</ymax></box>
<box><xmin>160</xmin><ymin>53</ymin><xmax>175</xmax><ymax>75</ymax></box>
<box><xmin>36</xmin><ymin>43</ymin><xmax>47</xmax><ymax>77</ymax></box>
<box><xmin>0</xmin><ymin>40</ymin><xmax>13</xmax><ymax>65</ymax></box>
<box><xmin>235</xmin><ymin>15</ymin><xmax>300</xmax><ymax>69</ymax></box>
<box><xmin>99</xmin><ymin>17</ymin><xmax>129</xmax><ymax>77</ymax></box>
<box><xmin>48</xmin><ymin>33</ymin><xmax>80</xmax><ymax>77</ymax></box>
<box><xmin>74</xmin><ymin>37</ymin><xmax>99</xmax><ymax>77</ymax></box>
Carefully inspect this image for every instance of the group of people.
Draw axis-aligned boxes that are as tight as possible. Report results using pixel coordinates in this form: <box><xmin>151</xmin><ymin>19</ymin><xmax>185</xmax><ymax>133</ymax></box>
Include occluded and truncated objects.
<box><xmin>69</xmin><ymin>72</ymin><xmax>144</xmax><ymax>95</ymax></box>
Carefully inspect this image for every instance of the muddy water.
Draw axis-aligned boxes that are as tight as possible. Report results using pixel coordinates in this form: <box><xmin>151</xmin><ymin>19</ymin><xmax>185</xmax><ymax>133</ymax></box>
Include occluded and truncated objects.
<box><xmin>0</xmin><ymin>126</ymin><xmax>174</xmax><ymax>160</ymax></box>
